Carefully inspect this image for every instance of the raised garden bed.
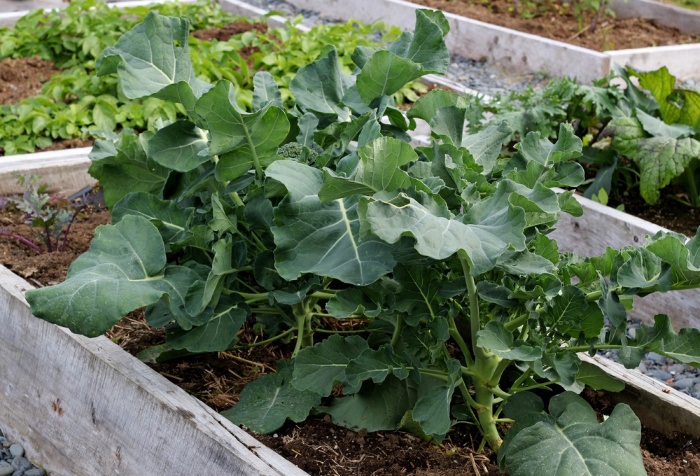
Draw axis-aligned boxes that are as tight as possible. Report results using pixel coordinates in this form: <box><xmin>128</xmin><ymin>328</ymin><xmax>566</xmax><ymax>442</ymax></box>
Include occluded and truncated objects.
<box><xmin>4</xmin><ymin>1</ymin><xmax>698</xmax><ymax>474</ymax></box>
<box><xmin>0</xmin><ymin>0</ymin><xmax>430</xmax><ymax>156</ymax></box>
<box><xmin>283</xmin><ymin>0</ymin><xmax>700</xmax><ymax>82</ymax></box>
<box><xmin>1</xmin><ymin>172</ymin><xmax>700</xmax><ymax>474</ymax></box>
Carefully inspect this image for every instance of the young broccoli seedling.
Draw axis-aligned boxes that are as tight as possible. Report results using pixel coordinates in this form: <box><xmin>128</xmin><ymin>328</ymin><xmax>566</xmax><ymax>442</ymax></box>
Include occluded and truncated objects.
<box><xmin>0</xmin><ymin>175</ymin><xmax>84</xmax><ymax>254</ymax></box>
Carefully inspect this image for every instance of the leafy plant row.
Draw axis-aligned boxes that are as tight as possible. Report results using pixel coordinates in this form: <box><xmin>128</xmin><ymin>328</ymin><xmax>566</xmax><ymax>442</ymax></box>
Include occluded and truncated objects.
<box><xmin>475</xmin><ymin>66</ymin><xmax>700</xmax><ymax>208</ymax></box>
<box><xmin>0</xmin><ymin>0</ymin><xmax>422</xmax><ymax>155</ymax></box>
<box><xmin>24</xmin><ymin>9</ymin><xmax>700</xmax><ymax>475</ymax></box>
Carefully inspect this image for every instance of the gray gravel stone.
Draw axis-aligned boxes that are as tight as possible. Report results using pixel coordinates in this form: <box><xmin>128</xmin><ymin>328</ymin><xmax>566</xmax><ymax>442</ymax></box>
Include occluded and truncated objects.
<box><xmin>672</xmin><ymin>377</ymin><xmax>699</xmax><ymax>390</ymax></box>
<box><xmin>0</xmin><ymin>466</ymin><xmax>14</xmax><ymax>476</ymax></box>
<box><xmin>10</xmin><ymin>470</ymin><xmax>23</xmax><ymax>476</ymax></box>
<box><xmin>648</xmin><ymin>370</ymin><xmax>673</xmax><ymax>381</ymax></box>
<box><xmin>11</xmin><ymin>457</ymin><xmax>30</xmax><ymax>471</ymax></box>
<box><xmin>647</xmin><ymin>352</ymin><xmax>667</xmax><ymax>365</ymax></box>
<box><xmin>7</xmin><ymin>446</ymin><xmax>22</xmax><ymax>459</ymax></box>
<box><xmin>23</xmin><ymin>469</ymin><xmax>45</xmax><ymax>476</ymax></box>
<box><xmin>668</xmin><ymin>363</ymin><xmax>686</xmax><ymax>374</ymax></box>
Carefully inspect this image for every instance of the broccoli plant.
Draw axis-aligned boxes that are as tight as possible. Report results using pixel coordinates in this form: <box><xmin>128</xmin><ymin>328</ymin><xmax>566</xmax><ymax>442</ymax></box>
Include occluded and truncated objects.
<box><xmin>25</xmin><ymin>10</ymin><xmax>700</xmax><ymax>475</ymax></box>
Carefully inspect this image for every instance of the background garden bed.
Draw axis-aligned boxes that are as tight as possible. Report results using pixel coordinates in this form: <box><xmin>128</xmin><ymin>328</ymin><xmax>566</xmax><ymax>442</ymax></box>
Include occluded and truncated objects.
<box><xmin>282</xmin><ymin>0</ymin><xmax>700</xmax><ymax>82</ymax></box>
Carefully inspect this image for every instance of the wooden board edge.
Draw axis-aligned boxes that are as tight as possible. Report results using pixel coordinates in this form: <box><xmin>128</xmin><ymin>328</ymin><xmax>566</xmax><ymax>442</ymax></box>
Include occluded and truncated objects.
<box><xmin>285</xmin><ymin>0</ymin><xmax>610</xmax><ymax>82</ymax></box>
<box><xmin>609</xmin><ymin>0</ymin><xmax>700</xmax><ymax>34</ymax></box>
<box><xmin>0</xmin><ymin>265</ymin><xmax>308</xmax><ymax>476</ymax></box>
<box><xmin>216</xmin><ymin>0</ymin><xmax>299</xmax><ymax>30</ymax></box>
<box><xmin>579</xmin><ymin>353</ymin><xmax>700</xmax><ymax>438</ymax></box>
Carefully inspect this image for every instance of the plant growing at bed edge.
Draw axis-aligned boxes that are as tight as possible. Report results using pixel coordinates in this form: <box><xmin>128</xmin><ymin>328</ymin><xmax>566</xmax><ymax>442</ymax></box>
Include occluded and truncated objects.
<box><xmin>25</xmin><ymin>10</ymin><xmax>700</xmax><ymax>475</ymax></box>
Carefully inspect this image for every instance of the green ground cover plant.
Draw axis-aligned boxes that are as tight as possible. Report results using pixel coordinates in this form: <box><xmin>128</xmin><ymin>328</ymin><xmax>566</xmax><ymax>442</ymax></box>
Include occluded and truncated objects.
<box><xmin>0</xmin><ymin>0</ymin><xmax>420</xmax><ymax>155</ymax></box>
<box><xmin>475</xmin><ymin>66</ymin><xmax>700</xmax><ymax>207</ymax></box>
<box><xmin>24</xmin><ymin>8</ymin><xmax>700</xmax><ymax>475</ymax></box>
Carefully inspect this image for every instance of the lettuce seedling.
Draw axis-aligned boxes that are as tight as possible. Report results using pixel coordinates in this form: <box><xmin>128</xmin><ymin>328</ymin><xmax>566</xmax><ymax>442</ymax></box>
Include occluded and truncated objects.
<box><xmin>25</xmin><ymin>10</ymin><xmax>700</xmax><ymax>475</ymax></box>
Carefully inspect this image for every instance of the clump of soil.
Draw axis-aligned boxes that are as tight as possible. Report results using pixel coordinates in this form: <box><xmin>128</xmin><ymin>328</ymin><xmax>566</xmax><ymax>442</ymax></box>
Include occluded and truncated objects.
<box><xmin>409</xmin><ymin>0</ymin><xmax>699</xmax><ymax>51</ymax></box>
<box><xmin>0</xmin><ymin>56</ymin><xmax>61</xmax><ymax>105</ymax></box>
<box><xmin>191</xmin><ymin>21</ymin><xmax>267</xmax><ymax>42</ymax></box>
<box><xmin>2</xmin><ymin>200</ymin><xmax>700</xmax><ymax>475</ymax></box>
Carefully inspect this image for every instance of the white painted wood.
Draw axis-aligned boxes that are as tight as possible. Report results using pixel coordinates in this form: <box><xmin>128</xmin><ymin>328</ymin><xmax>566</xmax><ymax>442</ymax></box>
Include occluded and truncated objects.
<box><xmin>217</xmin><ymin>0</ymin><xmax>293</xmax><ymax>29</ymax></box>
<box><xmin>285</xmin><ymin>0</ymin><xmax>699</xmax><ymax>81</ymax></box>
<box><xmin>609</xmin><ymin>44</ymin><xmax>700</xmax><ymax>80</ymax></box>
<box><xmin>580</xmin><ymin>353</ymin><xmax>700</xmax><ymax>438</ymax></box>
<box><xmin>286</xmin><ymin>0</ymin><xmax>610</xmax><ymax>83</ymax></box>
<box><xmin>610</xmin><ymin>0</ymin><xmax>700</xmax><ymax>35</ymax></box>
<box><xmin>551</xmin><ymin>190</ymin><xmax>700</xmax><ymax>329</ymax></box>
<box><xmin>0</xmin><ymin>148</ymin><xmax>94</xmax><ymax>196</ymax></box>
<box><xmin>0</xmin><ymin>265</ymin><xmax>309</xmax><ymax>476</ymax></box>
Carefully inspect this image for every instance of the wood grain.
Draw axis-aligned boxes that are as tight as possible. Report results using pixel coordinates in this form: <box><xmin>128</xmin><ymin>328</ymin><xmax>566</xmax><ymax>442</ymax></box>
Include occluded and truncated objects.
<box><xmin>580</xmin><ymin>353</ymin><xmax>700</xmax><ymax>439</ymax></box>
<box><xmin>0</xmin><ymin>265</ymin><xmax>308</xmax><ymax>476</ymax></box>
<box><xmin>552</xmin><ymin>191</ymin><xmax>700</xmax><ymax>329</ymax></box>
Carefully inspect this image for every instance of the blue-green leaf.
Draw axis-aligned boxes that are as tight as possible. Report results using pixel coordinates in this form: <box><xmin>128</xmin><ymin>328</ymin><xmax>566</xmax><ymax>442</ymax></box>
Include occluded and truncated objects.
<box><xmin>499</xmin><ymin>392</ymin><xmax>644</xmax><ymax>476</ymax></box>
<box><xmin>292</xmin><ymin>335</ymin><xmax>369</xmax><ymax>395</ymax></box>
<box><xmin>268</xmin><ymin>160</ymin><xmax>395</xmax><ymax>286</ymax></box>
<box><xmin>222</xmin><ymin>361</ymin><xmax>321</xmax><ymax>434</ymax></box>
<box><xmin>96</xmin><ymin>12</ymin><xmax>211</xmax><ymax>111</ymax></box>
<box><xmin>195</xmin><ymin>81</ymin><xmax>290</xmax><ymax>181</ymax></box>
<box><xmin>26</xmin><ymin>216</ymin><xmax>196</xmax><ymax>336</ymax></box>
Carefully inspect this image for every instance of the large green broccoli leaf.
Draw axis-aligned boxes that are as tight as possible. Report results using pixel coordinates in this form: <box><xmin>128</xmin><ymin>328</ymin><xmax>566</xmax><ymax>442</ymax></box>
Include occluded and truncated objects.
<box><xmin>25</xmin><ymin>216</ymin><xmax>197</xmax><ymax>336</ymax></box>
<box><xmin>499</xmin><ymin>392</ymin><xmax>645</xmax><ymax>476</ymax></box>
<box><xmin>267</xmin><ymin>160</ymin><xmax>395</xmax><ymax>286</ymax></box>
<box><xmin>195</xmin><ymin>80</ymin><xmax>290</xmax><ymax>181</ymax></box>
<box><xmin>364</xmin><ymin>191</ymin><xmax>526</xmax><ymax>275</ymax></box>
<box><xmin>96</xmin><ymin>12</ymin><xmax>211</xmax><ymax>112</ymax></box>
<box><xmin>610</xmin><ymin>116</ymin><xmax>700</xmax><ymax>204</ymax></box>
<box><xmin>356</xmin><ymin>9</ymin><xmax>449</xmax><ymax>104</ymax></box>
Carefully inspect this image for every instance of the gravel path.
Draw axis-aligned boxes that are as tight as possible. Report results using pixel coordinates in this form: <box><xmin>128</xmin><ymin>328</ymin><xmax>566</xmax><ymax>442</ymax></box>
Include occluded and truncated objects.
<box><xmin>0</xmin><ymin>430</ymin><xmax>45</xmax><ymax>476</ymax></box>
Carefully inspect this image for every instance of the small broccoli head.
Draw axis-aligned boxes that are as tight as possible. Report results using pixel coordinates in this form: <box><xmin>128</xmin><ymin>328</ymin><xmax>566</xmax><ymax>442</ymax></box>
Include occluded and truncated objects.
<box><xmin>277</xmin><ymin>142</ymin><xmax>319</xmax><ymax>162</ymax></box>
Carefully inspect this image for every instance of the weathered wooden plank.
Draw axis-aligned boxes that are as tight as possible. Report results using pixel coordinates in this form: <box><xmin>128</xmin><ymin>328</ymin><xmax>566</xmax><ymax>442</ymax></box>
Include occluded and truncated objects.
<box><xmin>285</xmin><ymin>0</ymin><xmax>610</xmax><ymax>83</ymax></box>
<box><xmin>285</xmin><ymin>0</ymin><xmax>700</xmax><ymax>81</ymax></box>
<box><xmin>610</xmin><ymin>0</ymin><xmax>700</xmax><ymax>35</ymax></box>
<box><xmin>580</xmin><ymin>353</ymin><xmax>700</xmax><ymax>439</ymax></box>
<box><xmin>551</xmin><ymin>191</ymin><xmax>700</xmax><ymax>329</ymax></box>
<box><xmin>0</xmin><ymin>265</ymin><xmax>308</xmax><ymax>476</ymax></box>
<box><xmin>0</xmin><ymin>148</ymin><xmax>94</xmax><ymax>196</ymax></box>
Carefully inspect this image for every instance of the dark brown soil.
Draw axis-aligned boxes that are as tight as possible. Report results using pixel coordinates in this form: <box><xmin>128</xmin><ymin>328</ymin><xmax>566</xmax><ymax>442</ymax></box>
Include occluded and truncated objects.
<box><xmin>0</xmin><ymin>56</ymin><xmax>61</xmax><ymax>105</ymax></box>
<box><xmin>36</xmin><ymin>137</ymin><xmax>96</xmax><ymax>152</ymax></box>
<box><xmin>0</xmin><ymin>205</ymin><xmax>110</xmax><ymax>286</ymax></box>
<box><xmin>610</xmin><ymin>186</ymin><xmax>700</xmax><ymax>237</ymax></box>
<box><xmin>409</xmin><ymin>0</ymin><xmax>699</xmax><ymax>51</ymax></box>
<box><xmin>191</xmin><ymin>20</ymin><xmax>267</xmax><ymax>42</ymax></box>
<box><xmin>1</xmin><ymin>202</ymin><xmax>699</xmax><ymax>475</ymax></box>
